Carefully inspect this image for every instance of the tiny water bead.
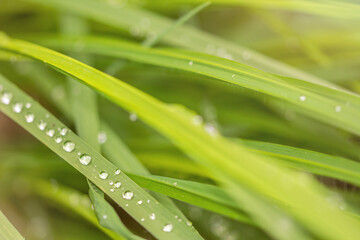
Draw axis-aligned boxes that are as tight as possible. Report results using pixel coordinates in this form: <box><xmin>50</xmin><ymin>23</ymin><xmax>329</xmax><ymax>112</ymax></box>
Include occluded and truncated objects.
<box><xmin>114</xmin><ymin>181</ymin><xmax>121</xmax><ymax>188</ymax></box>
<box><xmin>1</xmin><ymin>92</ymin><xmax>12</xmax><ymax>105</ymax></box>
<box><xmin>46</xmin><ymin>129</ymin><xmax>55</xmax><ymax>137</ymax></box>
<box><xmin>231</xmin><ymin>74</ymin><xmax>236</xmax><ymax>78</ymax></box>
<box><xmin>37</xmin><ymin>120</ymin><xmax>47</xmax><ymax>131</ymax></box>
<box><xmin>115</xmin><ymin>169</ymin><xmax>121</xmax><ymax>175</ymax></box>
<box><xmin>110</xmin><ymin>188</ymin><xmax>115</xmax><ymax>192</ymax></box>
<box><xmin>188</xmin><ymin>61</ymin><xmax>193</xmax><ymax>66</ymax></box>
<box><xmin>137</xmin><ymin>200</ymin><xmax>143</xmax><ymax>205</ymax></box>
<box><xmin>59</xmin><ymin>127</ymin><xmax>69</xmax><ymax>136</ymax></box>
<box><xmin>299</xmin><ymin>95</ymin><xmax>306</xmax><ymax>101</ymax></box>
<box><xmin>103</xmin><ymin>215</ymin><xmax>107</xmax><ymax>219</ymax></box>
<box><xmin>335</xmin><ymin>105</ymin><xmax>342</xmax><ymax>112</ymax></box>
<box><xmin>186</xmin><ymin>221</ymin><xmax>193</xmax><ymax>226</ymax></box>
<box><xmin>192</xmin><ymin>115</ymin><xmax>203</xmax><ymax>125</ymax></box>
<box><xmin>204</xmin><ymin>123</ymin><xmax>218</xmax><ymax>136</ymax></box>
<box><xmin>141</xmin><ymin>218</ymin><xmax>145</xmax><ymax>222</ymax></box>
<box><xmin>123</xmin><ymin>191</ymin><xmax>134</xmax><ymax>200</ymax></box>
<box><xmin>25</xmin><ymin>113</ymin><xmax>35</xmax><ymax>123</ymax></box>
<box><xmin>79</xmin><ymin>154</ymin><xmax>92</xmax><ymax>166</ymax></box>
<box><xmin>63</xmin><ymin>141</ymin><xmax>76</xmax><ymax>152</ymax></box>
<box><xmin>109</xmin><ymin>180</ymin><xmax>114</xmax><ymax>186</ymax></box>
<box><xmin>97</xmin><ymin>131</ymin><xmax>107</xmax><ymax>144</ymax></box>
<box><xmin>99</xmin><ymin>171</ymin><xmax>108</xmax><ymax>180</ymax></box>
<box><xmin>55</xmin><ymin>136</ymin><xmax>63</xmax><ymax>143</ymax></box>
<box><xmin>129</xmin><ymin>112</ymin><xmax>138</xmax><ymax>122</ymax></box>
<box><xmin>149</xmin><ymin>213</ymin><xmax>156</xmax><ymax>220</ymax></box>
<box><xmin>12</xmin><ymin>102</ymin><xmax>23</xmax><ymax>113</ymax></box>
<box><xmin>25</xmin><ymin>102</ymin><xmax>31</xmax><ymax>109</ymax></box>
<box><xmin>163</xmin><ymin>224</ymin><xmax>173</xmax><ymax>233</ymax></box>
<box><xmin>147</xmin><ymin>200</ymin><xmax>150</xmax><ymax>204</ymax></box>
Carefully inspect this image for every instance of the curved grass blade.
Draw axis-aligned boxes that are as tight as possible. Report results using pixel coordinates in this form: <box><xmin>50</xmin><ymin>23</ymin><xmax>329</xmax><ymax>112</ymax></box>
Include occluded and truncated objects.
<box><xmin>0</xmin><ymin>211</ymin><xmax>24</xmax><ymax>240</ymax></box>
<box><xmin>23</xmin><ymin>0</ymin><xmax>341</xmax><ymax>88</ymax></box>
<box><xmin>1</xmin><ymin>35</ymin><xmax>360</xmax><ymax>240</ymax></box>
<box><xmin>37</xmin><ymin>36</ymin><xmax>360</xmax><ymax>136</ymax></box>
<box><xmin>34</xmin><ymin>180</ymin><xmax>126</xmax><ymax>240</ymax></box>
<box><xmin>0</xmin><ymin>73</ymin><xmax>204</xmax><ymax>240</ymax></box>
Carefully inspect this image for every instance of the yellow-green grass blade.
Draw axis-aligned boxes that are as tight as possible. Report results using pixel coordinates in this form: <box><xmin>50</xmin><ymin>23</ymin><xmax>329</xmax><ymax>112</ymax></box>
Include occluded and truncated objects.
<box><xmin>0</xmin><ymin>73</ymin><xmax>204</xmax><ymax>240</ymax></box>
<box><xmin>0</xmin><ymin>211</ymin><xmax>24</xmax><ymax>240</ymax></box>
<box><xmin>1</xmin><ymin>35</ymin><xmax>359</xmax><ymax>240</ymax></box>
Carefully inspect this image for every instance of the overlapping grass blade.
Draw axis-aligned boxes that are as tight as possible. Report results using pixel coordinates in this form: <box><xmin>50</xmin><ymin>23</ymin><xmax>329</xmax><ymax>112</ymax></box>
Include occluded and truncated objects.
<box><xmin>1</xmin><ymin>35</ymin><xmax>360</xmax><ymax>240</ymax></box>
<box><xmin>0</xmin><ymin>72</ymin><xmax>204</xmax><ymax>240</ymax></box>
<box><xmin>36</xmin><ymin>36</ymin><xmax>360</xmax><ymax>136</ymax></box>
<box><xmin>0</xmin><ymin>211</ymin><xmax>24</xmax><ymax>240</ymax></box>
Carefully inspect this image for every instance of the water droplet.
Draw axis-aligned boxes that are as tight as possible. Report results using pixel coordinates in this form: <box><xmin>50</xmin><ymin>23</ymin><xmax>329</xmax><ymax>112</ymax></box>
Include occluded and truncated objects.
<box><xmin>99</xmin><ymin>171</ymin><xmax>108</xmax><ymax>180</ymax></box>
<box><xmin>147</xmin><ymin>200</ymin><xmax>150</xmax><ymax>204</ymax></box>
<box><xmin>141</xmin><ymin>218</ymin><xmax>145</xmax><ymax>222</ymax></box>
<box><xmin>103</xmin><ymin>215</ymin><xmax>107</xmax><ymax>219</ymax></box>
<box><xmin>192</xmin><ymin>115</ymin><xmax>203</xmax><ymax>125</ymax></box>
<box><xmin>204</xmin><ymin>123</ymin><xmax>218</xmax><ymax>136</ymax></box>
<box><xmin>63</xmin><ymin>141</ymin><xmax>76</xmax><ymax>152</ymax></box>
<box><xmin>299</xmin><ymin>95</ymin><xmax>306</xmax><ymax>101</ymax></box>
<box><xmin>109</xmin><ymin>181</ymin><xmax>114</xmax><ymax>186</ymax></box>
<box><xmin>25</xmin><ymin>102</ymin><xmax>31</xmax><ymax>109</ymax></box>
<box><xmin>1</xmin><ymin>92</ymin><xmax>12</xmax><ymax>105</ymax></box>
<box><xmin>55</xmin><ymin>136</ymin><xmax>63</xmax><ymax>143</ymax></box>
<box><xmin>178</xmin><ymin>218</ymin><xmax>182</xmax><ymax>222</ymax></box>
<box><xmin>59</xmin><ymin>127</ymin><xmax>69</xmax><ymax>136</ymax></box>
<box><xmin>79</xmin><ymin>154</ymin><xmax>91</xmax><ymax>166</ymax></box>
<box><xmin>110</xmin><ymin>188</ymin><xmax>115</xmax><ymax>192</ymax></box>
<box><xmin>163</xmin><ymin>224</ymin><xmax>173</xmax><ymax>233</ymax></box>
<box><xmin>149</xmin><ymin>213</ymin><xmax>156</xmax><ymax>220</ymax></box>
<box><xmin>115</xmin><ymin>169</ymin><xmax>121</xmax><ymax>175</ymax></box>
<box><xmin>97</xmin><ymin>131</ymin><xmax>107</xmax><ymax>144</ymax></box>
<box><xmin>175</xmin><ymin>215</ymin><xmax>178</xmax><ymax>219</ymax></box>
<box><xmin>137</xmin><ymin>200</ymin><xmax>143</xmax><ymax>205</ymax></box>
<box><xmin>12</xmin><ymin>102</ymin><xmax>23</xmax><ymax>113</ymax></box>
<box><xmin>335</xmin><ymin>106</ymin><xmax>342</xmax><ymax>112</ymax></box>
<box><xmin>46</xmin><ymin>129</ymin><xmax>55</xmax><ymax>137</ymax></box>
<box><xmin>231</xmin><ymin>74</ymin><xmax>236</xmax><ymax>78</ymax></box>
<box><xmin>186</xmin><ymin>221</ymin><xmax>192</xmax><ymax>226</ymax></box>
<box><xmin>188</xmin><ymin>61</ymin><xmax>193</xmax><ymax>66</ymax></box>
<box><xmin>173</xmin><ymin>182</ymin><xmax>177</xmax><ymax>186</ymax></box>
<box><xmin>125</xmin><ymin>203</ymin><xmax>129</xmax><ymax>207</ymax></box>
<box><xmin>114</xmin><ymin>181</ymin><xmax>121</xmax><ymax>188</ymax></box>
<box><xmin>37</xmin><ymin>120</ymin><xmax>47</xmax><ymax>131</ymax></box>
<box><xmin>123</xmin><ymin>191</ymin><xmax>134</xmax><ymax>200</ymax></box>
<box><xmin>25</xmin><ymin>113</ymin><xmax>35</xmax><ymax>123</ymax></box>
<box><xmin>129</xmin><ymin>112</ymin><xmax>138</xmax><ymax>122</ymax></box>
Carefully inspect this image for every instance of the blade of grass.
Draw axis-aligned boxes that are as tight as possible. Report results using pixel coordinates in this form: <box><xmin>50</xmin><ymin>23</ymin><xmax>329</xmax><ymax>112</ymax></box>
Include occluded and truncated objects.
<box><xmin>1</xmin><ymin>35</ymin><xmax>359</xmax><ymax>240</ymax></box>
<box><xmin>36</xmin><ymin>35</ymin><xmax>360</xmax><ymax>136</ymax></box>
<box><xmin>0</xmin><ymin>73</ymin><xmax>204</xmax><ymax>240</ymax></box>
<box><xmin>0</xmin><ymin>211</ymin><xmax>24</xmax><ymax>240</ymax></box>
<box><xmin>23</xmin><ymin>0</ymin><xmax>342</xmax><ymax>88</ymax></box>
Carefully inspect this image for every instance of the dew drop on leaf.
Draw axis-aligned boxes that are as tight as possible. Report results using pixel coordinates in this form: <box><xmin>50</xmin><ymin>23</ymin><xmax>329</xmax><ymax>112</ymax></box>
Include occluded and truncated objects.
<box><xmin>97</xmin><ymin>131</ymin><xmax>107</xmax><ymax>144</ymax></box>
<box><xmin>129</xmin><ymin>112</ymin><xmax>138</xmax><ymax>122</ymax></box>
<box><xmin>79</xmin><ymin>154</ymin><xmax>92</xmax><ymax>166</ymax></box>
<box><xmin>25</xmin><ymin>102</ymin><xmax>31</xmax><ymax>109</ymax></box>
<box><xmin>59</xmin><ymin>127</ymin><xmax>69</xmax><ymax>136</ymax></box>
<box><xmin>137</xmin><ymin>200</ymin><xmax>143</xmax><ymax>205</ymax></box>
<box><xmin>115</xmin><ymin>169</ymin><xmax>121</xmax><ymax>175</ymax></box>
<box><xmin>114</xmin><ymin>181</ymin><xmax>121</xmax><ymax>188</ymax></box>
<box><xmin>37</xmin><ymin>120</ymin><xmax>47</xmax><ymax>131</ymax></box>
<box><xmin>1</xmin><ymin>92</ymin><xmax>12</xmax><ymax>105</ymax></box>
<box><xmin>25</xmin><ymin>113</ymin><xmax>35</xmax><ymax>123</ymax></box>
<box><xmin>55</xmin><ymin>136</ymin><xmax>63</xmax><ymax>143</ymax></box>
<box><xmin>99</xmin><ymin>171</ymin><xmax>108</xmax><ymax>180</ymax></box>
<box><xmin>163</xmin><ymin>224</ymin><xmax>173</xmax><ymax>233</ymax></box>
<box><xmin>63</xmin><ymin>141</ymin><xmax>76</xmax><ymax>152</ymax></box>
<box><xmin>149</xmin><ymin>213</ymin><xmax>156</xmax><ymax>220</ymax></box>
<box><xmin>299</xmin><ymin>95</ymin><xmax>306</xmax><ymax>101</ymax></box>
<box><xmin>335</xmin><ymin>106</ymin><xmax>342</xmax><ymax>112</ymax></box>
<box><xmin>46</xmin><ymin>129</ymin><xmax>55</xmax><ymax>137</ymax></box>
<box><xmin>12</xmin><ymin>102</ymin><xmax>23</xmax><ymax>113</ymax></box>
<box><xmin>123</xmin><ymin>191</ymin><xmax>134</xmax><ymax>200</ymax></box>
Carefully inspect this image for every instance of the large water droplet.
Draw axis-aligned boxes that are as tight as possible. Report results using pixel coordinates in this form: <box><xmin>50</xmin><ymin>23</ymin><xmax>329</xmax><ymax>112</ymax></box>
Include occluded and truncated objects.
<box><xmin>99</xmin><ymin>171</ymin><xmax>108</xmax><ymax>179</ymax></box>
<box><xmin>12</xmin><ymin>102</ymin><xmax>23</xmax><ymax>113</ymax></box>
<box><xmin>123</xmin><ymin>191</ymin><xmax>134</xmax><ymax>200</ymax></box>
<box><xmin>25</xmin><ymin>113</ymin><xmax>35</xmax><ymax>123</ymax></box>
<box><xmin>79</xmin><ymin>154</ymin><xmax>92</xmax><ymax>166</ymax></box>
<box><xmin>149</xmin><ymin>213</ymin><xmax>156</xmax><ymax>220</ymax></box>
<box><xmin>97</xmin><ymin>131</ymin><xmax>107</xmax><ymax>144</ymax></box>
<box><xmin>63</xmin><ymin>141</ymin><xmax>76</xmax><ymax>152</ymax></box>
<box><xmin>114</xmin><ymin>181</ymin><xmax>121</xmax><ymax>188</ymax></box>
<box><xmin>1</xmin><ymin>92</ymin><xmax>12</xmax><ymax>105</ymax></box>
<box><xmin>59</xmin><ymin>127</ymin><xmax>69</xmax><ymax>136</ymax></box>
<box><xmin>37</xmin><ymin>120</ymin><xmax>47</xmax><ymax>131</ymax></box>
<box><xmin>163</xmin><ymin>224</ymin><xmax>173</xmax><ymax>233</ymax></box>
<box><xmin>46</xmin><ymin>129</ymin><xmax>55</xmax><ymax>137</ymax></box>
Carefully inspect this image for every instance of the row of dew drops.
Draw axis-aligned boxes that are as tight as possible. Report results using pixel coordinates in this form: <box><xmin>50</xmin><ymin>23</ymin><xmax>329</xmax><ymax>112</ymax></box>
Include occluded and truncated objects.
<box><xmin>0</xmin><ymin>84</ymin><xmax>187</xmax><ymax>233</ymax></box>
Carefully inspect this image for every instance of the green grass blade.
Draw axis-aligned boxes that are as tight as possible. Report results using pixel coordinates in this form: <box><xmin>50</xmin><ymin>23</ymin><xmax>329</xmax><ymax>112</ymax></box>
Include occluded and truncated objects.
<box><xmin>0</xmin><ymin>211</ymin><xmax>24</xmax><ymax>240</ymax></box>
<box><xmin>36</xmin><ymin>36</ymin><xmax>360</xmax><ymax>136</ymax></box>
<box><xmin>239</xmin><ymin>139</ymin><xmax>360</xmax><ymax>187</ymax></box>
<box><xmin>23</xmin><ymin>0</ymin><xmax>342</xmax><ymax>88</ymax></box>
<box><xmin>34</xmin><ymin>180</ymin><xmax>125</xmax><ymax>240</ymax></box>
<box><xmin>1</xmin><ymin>35</ymin><xmax>360</xmax><ymax>240</ymax></box>
<box><xmin>0</xmin><ymin>73</ymin><xmax>204</xmax><ymax>240</ymax></box>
